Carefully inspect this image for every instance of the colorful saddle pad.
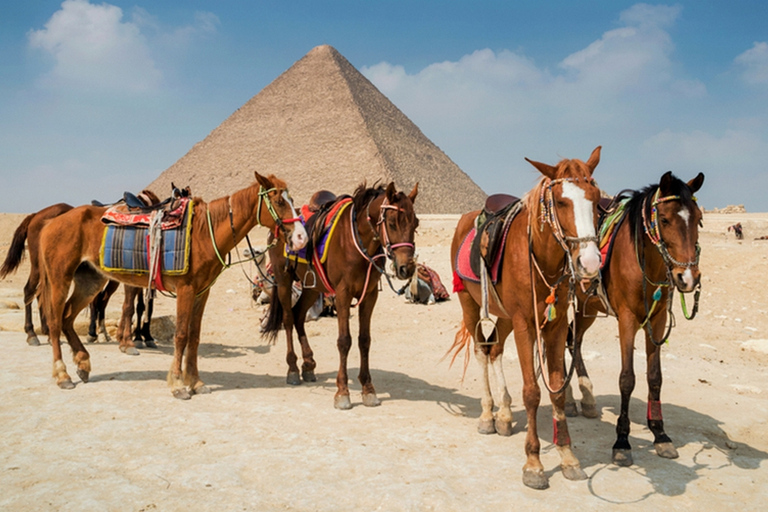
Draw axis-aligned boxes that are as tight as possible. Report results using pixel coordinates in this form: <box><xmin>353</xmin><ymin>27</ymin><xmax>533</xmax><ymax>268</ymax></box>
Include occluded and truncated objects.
<box><xmin>285</xmin><ymin>198</ymin><xmax>352</xmax><ymax>264</ymax></box>
<box><xmin>101</xmin><ymin>197</ymin><xmax>190</xmax><ymax>230</ymax></box>
<box><xmin>597</xmin><ymin>197</ymin><xmax>630</xmax><ymax>270</ymax></box>
<box><xmin>99</xmin><ymin>201</ymin><xmax>194</xmax><ymax>275</ymax></box>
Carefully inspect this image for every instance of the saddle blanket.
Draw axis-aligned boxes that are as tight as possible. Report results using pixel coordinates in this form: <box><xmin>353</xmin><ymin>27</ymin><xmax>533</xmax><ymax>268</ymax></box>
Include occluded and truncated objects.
<box><xmin>597</xmin><ymin>197</ymin><xmax>630</xmax><ymax>269</ymax></box>
<box><xmin>100</xmin><ymin>201</ymin><xmax>194</xmax><ymax>275</ymax></box>
<box><xmin>285</xmin><ymin>198</ymin><xmax>352</xmax><ymax>264</ymax></box>
<box><xmin>101</xmin><ymin>197</ymin><xmax>190</xmax><ymax>230</ymax></box>
<box><xmin>454</xmin><ymin>226</ymin><xmax>508</xmax><ymax>284</ymax></box>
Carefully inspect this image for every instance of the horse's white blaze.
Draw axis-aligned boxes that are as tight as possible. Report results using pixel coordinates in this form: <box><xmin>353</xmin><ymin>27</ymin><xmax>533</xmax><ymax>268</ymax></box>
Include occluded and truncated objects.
<box><xmin>678</xmin><ymin>206</ymin><xmax>691</xmax><ymax>227</ymax></box>
<box><xmin>284</xmin><ymin>191</ymin><xmax>308</xmax><ymax>249</ymax></box>
<box><xmin>681</xmin><ymin>268</ymin><xmax>694</xmax><ymax>289</ymax></box>
<box><xmin>562</xmin><ymin>181</ymin><xmax>601</xmax><ymax>275</ymax></box>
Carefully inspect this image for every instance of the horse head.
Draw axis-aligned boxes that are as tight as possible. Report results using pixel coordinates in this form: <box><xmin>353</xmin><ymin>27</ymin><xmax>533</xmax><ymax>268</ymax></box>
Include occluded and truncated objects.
<box><xmin>254</xmin><ymin>171</ymin><xmax>308</xmax><ymax>251</ymax></box>
<box><xmin>380</xmin><ymin>182</ymin><xmax>419</xmax><ymax>280</ymax></box>
<box><xmin>525</xmin><ymin>146</ymin><xmax>603</xmax><ymax>280</ymax></box>
<box><xmin>652</xmin><ymin>171</ymin><xmax>705</xmax><ymax>292</ymax></box>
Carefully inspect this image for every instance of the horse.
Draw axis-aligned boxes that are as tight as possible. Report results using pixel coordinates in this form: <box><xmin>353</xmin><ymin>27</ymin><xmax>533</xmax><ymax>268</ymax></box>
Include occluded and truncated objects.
<box><xmin>262</xmin><ymin>182</ymin><xmax>418</xmax><ymax>410</ymax></box>
<box><xmin>87</xmin><ymin>279</ymin><xmax>155</xmax><ymax>354</ymax></box>
<box><xmin>448</xmin><ymin>147</ymin><xmax>603</xmax><ymax>490</ymax></box>
<box><xmin>0</xmin><ymin>192</ymin><xmax>162</xmax><ymax>349</ymax></box>
<box><xmin>36</xmin><ymin>172</ymin><xmax>307</xmax><ymax>399</ymax></box>
<box><xmin>564</xmin><ymin>171</ymin><xmax>704</xmax><ymax>467</ymax></box>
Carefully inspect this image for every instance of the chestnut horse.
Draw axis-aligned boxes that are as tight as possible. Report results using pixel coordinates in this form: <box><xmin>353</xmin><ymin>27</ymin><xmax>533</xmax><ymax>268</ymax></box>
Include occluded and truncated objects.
<box><xmin>262</xmin><ymin>182</ymin><xmax>418</xmax><ymax>409</ymax></box>
<box><xmin>0</xmin><ymin>193</ymin><xmax>161</xmax><ymax>350</ymax></box>
<box><xmin>565</xmin><ymin>171</ymin><xmax>704</xmax><ymax>467</ymax></box>
<box><xmin>449</xmin><ymin>147</ymin><xmax>603</xmax><ymax>490</ymax></box>
<box><xmin>37</xmin><ymin>172</ymin><xmax>307</xmax><ymax>399</ymax></box>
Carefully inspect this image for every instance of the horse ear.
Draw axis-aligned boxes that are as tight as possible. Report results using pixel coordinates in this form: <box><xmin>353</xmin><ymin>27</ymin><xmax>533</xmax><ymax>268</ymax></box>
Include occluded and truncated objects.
<box><xmin>525</xmin><ymin>157</ymin><xmax>558</xmax><ymax>180</ymax></box>
<box><xmin>687</xmin><ymin>172</ymin><xmax>705</xmax><ymax>193</ymax></box>
<box><xmin>408</xmin><ymin>182</ymin><xmax>419</xmax><ymax>203</ymax></box>
<box><xmin>254</xmin><ymin>171</ymin><xmax>272</xmax><ymax>190</ymax></box>
<box><xmin>385</xmin><ymin>182</ymin><xmax>397</xmax><ymax>201</ymax></box>
<box><xmin>585</xmin><ymin>146</ymin><xmax>601</xmax><ymax>175</ymax></box>
<box><xmin>659</xmin><ymin>171</ymin><xmax>674</xmax><ymax>193</ymax></box>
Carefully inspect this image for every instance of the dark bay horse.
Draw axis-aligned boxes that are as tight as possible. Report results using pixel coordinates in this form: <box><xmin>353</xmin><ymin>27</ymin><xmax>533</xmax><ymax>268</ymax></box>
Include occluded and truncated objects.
<box><xmin>37</xmin><ymin>172</ymin><xmax>307</xmax><ymax>399</ymax></box>
<box><xmin>262</xmin><ymin>182</ymin><xmax>418</xmax><ymax>409</ymax></box>
<box><xmin>0</xmin><ymin>193</ymin><xmax>161</xmax><ymax>350</ymax></box>
<box><xmin>565</xmin><ymin>171</ymin><xmax>704</xmax><ymax>467</ymax></box>
<box><xmin>448</xmin><ymin>147</ymin><xmax>603</xmax><ymax>490</ymax></box>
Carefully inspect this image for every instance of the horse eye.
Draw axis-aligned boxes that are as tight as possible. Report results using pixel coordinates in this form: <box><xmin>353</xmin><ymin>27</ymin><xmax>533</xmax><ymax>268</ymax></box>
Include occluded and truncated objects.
<box><xmin>660</xmin><ymin>217</ymin><xmax>670</xmax><ymax>226</ymax></box>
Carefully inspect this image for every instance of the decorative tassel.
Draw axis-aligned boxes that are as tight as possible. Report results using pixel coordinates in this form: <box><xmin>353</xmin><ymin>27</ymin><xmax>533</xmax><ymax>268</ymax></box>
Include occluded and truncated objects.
<box><xmin>653</xmin><ymin>287</ymin><xmax>662</xmax><ymax>301</ymax></box>
<box><xmin>544</xmin><ymin>289</ymin><xmax>556</xmax><ymax>322</ymax></box>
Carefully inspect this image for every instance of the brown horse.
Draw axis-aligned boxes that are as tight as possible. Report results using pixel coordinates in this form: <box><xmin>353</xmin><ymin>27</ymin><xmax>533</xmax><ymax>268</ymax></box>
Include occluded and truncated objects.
<box><xmin>37</xmin><ymin>172</ymin><xmax>307</xmax><ymax>399</ymax></box>
<box><xmin>448</xmin><ymin>147</ymin><xmax>603</xmax><ymax>490</ymax></box>
<box><xmin>565</xmin><ymin>171</ymin><xmax>704</xmax><ymax>467</ymax></box>
<box><xmin>0</xmin><ymin>192</ymin><xmax>162</xmax><ymax>349</ymax></box>
<box><xmin>262</xmin><ymin>182</ymin><xmax>418</xmax><ymax>409</ymax></box>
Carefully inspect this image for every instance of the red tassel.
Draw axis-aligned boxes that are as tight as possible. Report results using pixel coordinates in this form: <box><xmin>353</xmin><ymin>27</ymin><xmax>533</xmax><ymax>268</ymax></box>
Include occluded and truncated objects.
<box><xmin>452</xmin><ymin>271</ymin><xmax>465</xmax><ymax>293</ymax></box>
<box><xmin>647</xmin><ymin>400</ymin><xmax>663</xmax><ymax>421</ymax></box>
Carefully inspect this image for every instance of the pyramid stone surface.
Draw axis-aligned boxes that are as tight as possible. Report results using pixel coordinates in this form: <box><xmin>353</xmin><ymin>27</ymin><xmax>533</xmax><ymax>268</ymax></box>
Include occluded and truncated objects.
<box><xmin>148</xmin><ymin>45</ymin><xmax>486</xmax><ymax>214</ymax></box>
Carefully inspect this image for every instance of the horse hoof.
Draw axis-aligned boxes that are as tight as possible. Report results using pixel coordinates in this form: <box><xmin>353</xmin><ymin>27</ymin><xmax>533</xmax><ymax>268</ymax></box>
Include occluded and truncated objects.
<box><xmin>193</xmin><ymin>384</ymin><xmax>211</xmax><ymax>395</ymax></box>
<box><xmin>302</xmin><ymin>370</ymin><xmax>317</xmax><ymax>383</ymax></box>
<box><xmin>144</xmin><ymin>339</ymin><xmax>157</xmax><ymax>349</ymax></box>
<box><xmin>494</xmin><ymin>419</ymin><xmax>513</xmax><ymax>437</ymax></box>
<box><xmin>120</xmin><ymin>346</ymin><xmax>140</xmax><ymax>356</ymax></box>
<box><xmin>133</xmin><ymin>339</ymin><xmax>145</xmax><ymax>349</ymax></box>
<box><xmin>564</xmin><ymin>402</ymin><xmax>578</xmax><ymax>417</ymax></box>
<box><xmin>77</xmin><ymin>369</ymin><xmax>90</xmax><ymax>383</ymax></box>
<box><xmin>581</xmin><ymin>403</ymin><xmax>599</xmax><ymax>419</ymax></box>
<box><xmin>85</xmin><ymin>335</ymin><xmax>97</xmax><ymax>343</ymax></box>
<box><xmin>612</xmin><ymin>448</ymin><xmax>633</xmax><ymax>467</ymax></box>
<box><xmin>27</xmin><ymin>335</ymin><xmax>41</xmax><ymax>347</ymax></box>
<box><xmin>562</xmin><ymin>465</ymin><xmax>587</xmax><ymax>481</ymax></box>
<box><xmin>286</xmin><ymin>372</ymin><xmax>302</xmax><ymax>386</ymax></box>
<box><xmin>58</xmin><ymin>378</ymin><xmax>75</xmax><ymax>390</ymax></box>
<box><xmin>477</xmin><ymin>419</ymin><xmax>496</xmax><ymax>435</ymax></box>
<box><xmin>362</xmin><ymin>393</ymin><xmax>381</xmax><ymax>407</ymax></box>
<box><xmin>522</xmin><ymin>469</ymin><xmax>549</xmax><ymax>490</ymax></box>
<box><xmin>334</xmin><ymin>395</ymin><xmax>352</xmax><ymax>410</ymax></box>
<box><xmin>655</xmin><ymin>442</ymin><xmax>679</xmax><ymax>459</ymax></box>
<box><xmin>172</xmin><ymin>388</ymin><xmax>192</xmax><ymax>400</ymax></box>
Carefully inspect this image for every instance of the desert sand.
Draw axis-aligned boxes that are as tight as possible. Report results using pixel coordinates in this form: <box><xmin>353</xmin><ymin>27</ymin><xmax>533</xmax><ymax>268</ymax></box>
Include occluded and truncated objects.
<box><xmin>1</xmin><ymin>211</ymin><xmax>767</xmax><ymax>511</ymax></box>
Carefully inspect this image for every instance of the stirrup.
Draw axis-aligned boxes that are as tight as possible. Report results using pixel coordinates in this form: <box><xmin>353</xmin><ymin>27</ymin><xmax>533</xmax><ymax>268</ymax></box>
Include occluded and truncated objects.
<box><xmin>475</xmin><ymin>317</ymin><xmax>498</xmax><ymax>345</ymax></box>
<box><xmin>303</xmin><ymin>270</ymin><xmax>317</xmax><ymax>289</ymax></box>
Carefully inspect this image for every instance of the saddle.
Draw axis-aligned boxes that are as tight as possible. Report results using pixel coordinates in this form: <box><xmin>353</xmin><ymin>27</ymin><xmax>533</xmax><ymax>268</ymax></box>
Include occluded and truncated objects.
<box><xmin>469</xmin><ymin>193</ymin><xmax>521</xmax><ymax>278</ymax></box>
<box><xmin>101</xmin><ymin>184</ymin><xmax>191</xmax><ymax>230</ymax></box>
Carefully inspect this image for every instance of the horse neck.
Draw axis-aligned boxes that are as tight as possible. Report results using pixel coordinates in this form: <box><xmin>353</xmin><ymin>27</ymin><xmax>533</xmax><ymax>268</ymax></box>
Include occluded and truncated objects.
<box><xmin>209</xmin><ymin>186</ymin><xmax>262</xmax><ymax>254</ymax></box>
<box><xmin>354</xmin><ymin>193</ymin><xmax>385</xmax><ymax>256</ymax></box>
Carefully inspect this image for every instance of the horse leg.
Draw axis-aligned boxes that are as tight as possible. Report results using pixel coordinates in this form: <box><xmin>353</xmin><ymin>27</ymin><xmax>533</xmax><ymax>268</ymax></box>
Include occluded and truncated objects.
<box><xmin>168</xmin><ymin>286</ymin><xmax>194</xmax><ymax>400</ymax></box>
<box><xmin>87</xmin><ymin>299</ymin><xmax>99</xmax><ymax>343</ymax></box>
<box><xmin>141</xmin><ymin>294</ymin><xmax>156</xmax><ymax>348</ymax></box>
<box><xmin>565</xmin><ymin>316</ymin><xmax>599</xmax><ymax>418</ymax></box>
<box><xmin>357</xmin><ymin>287</ymin><xmax>380</xmax><ymax>407</ymax></box>
<box><xmin>23</xmin><ymin>275</ymin><xmax>40</xmax><ymax>346</ymax></box>
<box><xmin>132</xmin><ymin>287</ymin><xmax>146</xmax><ymax>348</ymax></box>
<box><xmin>488</xmin><ymin>318</ymin><xmax>514</xmax><ymax>436</ymax></box>
<box><xmin>545</xmin><ymin>322</ymin><xmax>586</xmax><ymax>482</ymax></box>
<box><xmin>64</xmin><ymin>266</ymin><xmax>108</xmax><ymax>383</ymax></box>
<box><xmin>646</xmin><ymin>314</ymin><xmax>678</xmax><ymax>460</ymax></box>
<box><xmin>293</xmin><ymin>290</ymin><xmax>319</xmax><ymax>383</ymax></box>
<box><xmin>118</xmin><ymin>287</ymin><xmax>139</xmax><ymax>355</ymax></box>
<box><xmin>44</xmin><ymin>276</ymin><xmax>74</xmax><ymax>389</ymax></box>
<box><xmin>276</xmin><ymin>281</ymin><xmax>302</xmax><ymax>385</ymax></box>
<box><xmin>333</xmin><ymin>291</ymin><xmax>354</xmax><ymax>410</ymax></box>
<box><xmin>183</xmin><ymin>290</ymin><xmax>211</xmax><ymax>395</ymax></box>
<box><xmin>457</xmin><ymin>291</ymin><xmax>496</xmax><ymax>434</ymax></box>
<box><xmin>512</xmin><ymin>319</ymin><xmax>548</xmax><ymax>490</ymax></box>
<box><xmin>613</xmin><ymin>313</ymin><xmax>638</xmax><ymax>466</ymax></box>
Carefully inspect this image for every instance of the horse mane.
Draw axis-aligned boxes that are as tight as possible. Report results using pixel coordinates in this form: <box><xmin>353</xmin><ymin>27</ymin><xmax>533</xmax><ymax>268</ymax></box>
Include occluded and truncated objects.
<box><xmin>624</xmin><ymin>172</ymin><xmax>696</xmax><ymax>236</ymax></box>
<box><xmin>352</xmin><ymin>182</ymin><xmax>386</xmax><ymax>212</ymax></box>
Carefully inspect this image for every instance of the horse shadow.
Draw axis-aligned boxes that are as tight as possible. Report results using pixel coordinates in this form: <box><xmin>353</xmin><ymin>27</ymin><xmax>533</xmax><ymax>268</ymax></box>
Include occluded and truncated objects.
<box><xmin>532</xmin><ymin>394</ymin><xmax>768</xmax><ymax>500</ymax></box>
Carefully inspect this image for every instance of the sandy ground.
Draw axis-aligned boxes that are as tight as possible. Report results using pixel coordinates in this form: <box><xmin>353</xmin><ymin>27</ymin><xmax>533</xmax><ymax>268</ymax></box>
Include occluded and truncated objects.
<box><xmin>1</xmin><ymin>212</ymin><xmax>767</xmax><ymax>511</ymax></box>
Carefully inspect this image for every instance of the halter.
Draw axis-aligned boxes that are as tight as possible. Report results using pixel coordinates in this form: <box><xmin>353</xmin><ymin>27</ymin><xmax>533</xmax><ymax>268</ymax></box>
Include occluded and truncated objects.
<box><xmin>637</xmin><ymin>187</ymin><xmax>702</xmax><ymax>346</ymax></box>
<box><xmin>366</xmin><ymin>195</ymin><xmax>416</xmax><ymax>260</ymax></box>
<box><xmin>257</xmin><ymin>186</ymin><xmax>301</xmax><ymax>237</ymax></box>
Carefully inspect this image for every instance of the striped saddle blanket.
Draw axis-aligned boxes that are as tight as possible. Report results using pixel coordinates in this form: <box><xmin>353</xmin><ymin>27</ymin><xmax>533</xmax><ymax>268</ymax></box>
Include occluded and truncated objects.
<box><xmin>99</xmin><ymin>202</ymin><xmax>194</xmax><ymax>275</ymax></box>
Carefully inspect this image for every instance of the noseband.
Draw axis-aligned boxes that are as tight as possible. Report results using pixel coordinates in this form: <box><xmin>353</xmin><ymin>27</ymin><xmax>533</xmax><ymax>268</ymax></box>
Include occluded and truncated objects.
<box><xmin>257</xmin><ymin>186</ymin><xmax>301</xmax><ymax>237</ymax></box>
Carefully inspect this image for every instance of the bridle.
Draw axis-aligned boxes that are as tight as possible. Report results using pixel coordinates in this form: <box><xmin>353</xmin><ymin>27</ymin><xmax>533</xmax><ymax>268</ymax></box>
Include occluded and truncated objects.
<box><xmin>528</xmin><ymin>175</ymin><xmax>599</xmax><ymax>394</ymax></box>
<box><xmin>256</xmin><ymin>186</ymin><xmax>302</xmax><ymax>238</ymax></box>
<box><xmin>366</xmin><ymin>195</ymin><xmax>416</xmax><ymax>260</ymax></box>
<box><xmin>637</xmin><ymin>187</ymin><xmax>702</xmax><ymax>346</ymax></box>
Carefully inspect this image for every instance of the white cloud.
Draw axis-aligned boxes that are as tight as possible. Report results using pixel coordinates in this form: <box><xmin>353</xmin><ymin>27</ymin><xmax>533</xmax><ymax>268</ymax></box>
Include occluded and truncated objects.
<box><xmin>28</xmin><ymin>0</ymin><xmax>161</xmax><ymax>93</ymax></box>
<box><xmin>735</xmin><ymin>42</ymin><xmax>768</xmax><ymax>86</ymax></box>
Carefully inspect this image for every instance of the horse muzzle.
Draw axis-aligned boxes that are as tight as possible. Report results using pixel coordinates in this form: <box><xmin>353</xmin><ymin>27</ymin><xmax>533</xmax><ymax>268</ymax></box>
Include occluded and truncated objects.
<box><xmin>287</xmin><ymin>223</ymin><xmax>308</xmax><ymax>251</ymax></box>
<box><xmin>574</xmin><ymin>242</ymin><xmax>601</xmax><ymax>280</ymax></box>
<box><xmin>673</xmin><ymin>266</ymin><xmax>701</xmax><ymax>293</ymax></box>
<box><xmin>391</xmin><ymin>249</ymin><xmax>416</xmax><ymax>280</ymax></box>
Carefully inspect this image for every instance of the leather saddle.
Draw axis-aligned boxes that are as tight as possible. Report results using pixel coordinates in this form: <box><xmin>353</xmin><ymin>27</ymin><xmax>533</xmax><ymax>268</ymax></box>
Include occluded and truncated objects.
<box><xmin>469</xmin><ymin>193</ymin><xmax>521</xmax><ymax>278</ymax></box>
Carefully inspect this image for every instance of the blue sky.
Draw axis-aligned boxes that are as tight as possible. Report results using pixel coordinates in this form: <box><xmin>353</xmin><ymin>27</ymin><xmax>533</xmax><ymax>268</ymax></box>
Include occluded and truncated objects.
<box><xmin>1</xmin><ymin>0</ymin><xmax>767</xmax><ymax>213</ymax></box>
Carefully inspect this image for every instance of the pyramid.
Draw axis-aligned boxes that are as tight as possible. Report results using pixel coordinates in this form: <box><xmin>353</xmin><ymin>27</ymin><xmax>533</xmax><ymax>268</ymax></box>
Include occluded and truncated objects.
<box><xmin>148</xmin><ymin>45</ymin><xmax>487</xmax><ymax>214</ymax></box>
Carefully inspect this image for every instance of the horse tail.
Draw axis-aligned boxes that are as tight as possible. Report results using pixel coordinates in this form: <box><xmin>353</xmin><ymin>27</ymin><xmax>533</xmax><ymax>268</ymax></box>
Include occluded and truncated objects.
<box><xmin>0</xmin><ymin>213</ymin><xmax>35</xmax><ymax>279</ymax></box>
<box><xmin>442</xmin><ymin>319</ymin><xmax>473</xmax><ymax>382</ymax></box>
<box><xmin>260</xmin><ymin>292</ymin><xmax>284</xmax><ymax>345</ymax></box>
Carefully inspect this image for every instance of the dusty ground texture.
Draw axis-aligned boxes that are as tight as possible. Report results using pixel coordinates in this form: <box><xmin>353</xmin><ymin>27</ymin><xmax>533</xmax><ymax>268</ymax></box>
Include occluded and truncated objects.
<box><xmin>1</xmin><ymin>212</ymin><xmax>767</xmax><ymax>511</ymax></box>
